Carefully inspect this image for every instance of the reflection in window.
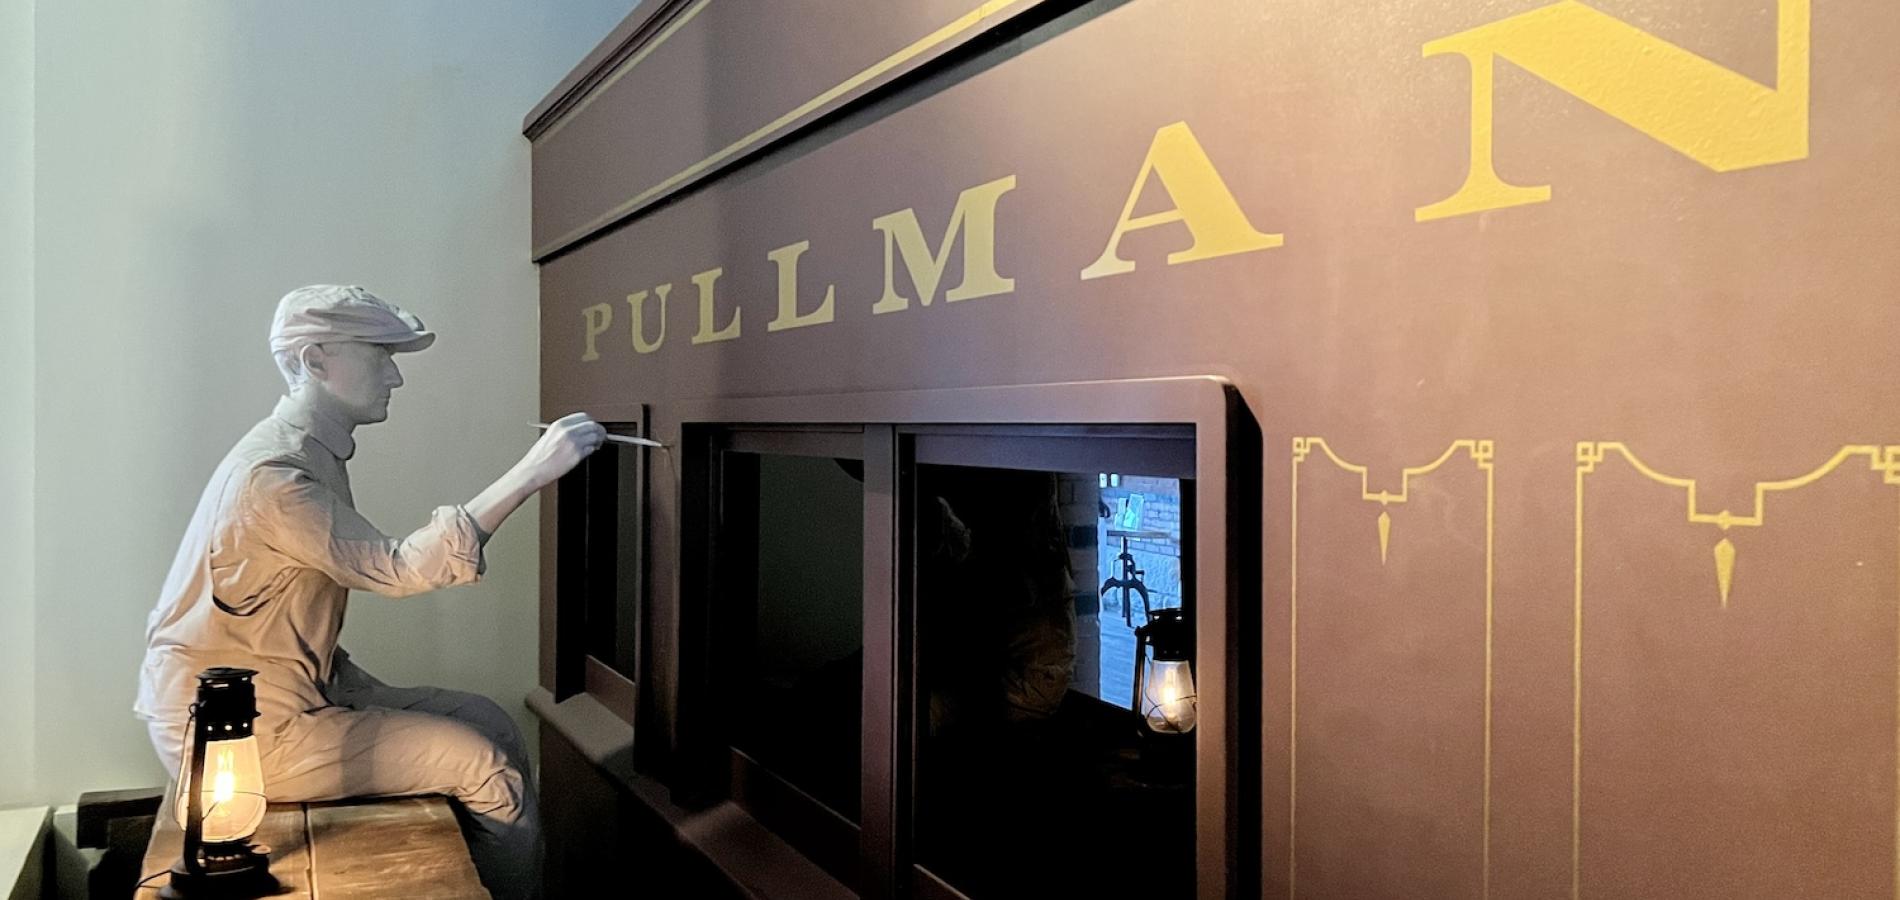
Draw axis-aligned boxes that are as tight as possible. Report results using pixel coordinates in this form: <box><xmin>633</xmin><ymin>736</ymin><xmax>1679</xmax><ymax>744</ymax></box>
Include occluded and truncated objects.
<box><xmin>914</xmin><ymin>463</ymin><xmax>1194</xmax><ymax>898</ymax></box>
<box><xmin>726</xmin><ymin>453</ymin><xmax>864</xmax><ymax>823</ymax></box>
<box><xmin>1094</xmin><ymin>476</ymin><xmax>1184</xmax><ymax>710</ymax></box>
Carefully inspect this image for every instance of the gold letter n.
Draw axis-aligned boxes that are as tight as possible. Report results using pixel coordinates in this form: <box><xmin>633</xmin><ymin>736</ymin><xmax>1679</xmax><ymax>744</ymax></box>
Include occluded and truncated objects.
<box><xmin>1415</xmin><ymin>0</ymin><xmax>1808</xmax><ymax>222</ymax></box>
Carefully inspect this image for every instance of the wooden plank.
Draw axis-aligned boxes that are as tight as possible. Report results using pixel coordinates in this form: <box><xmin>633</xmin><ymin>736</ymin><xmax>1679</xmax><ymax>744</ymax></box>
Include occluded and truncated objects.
<box><xmin>137</xmin><ymin>789</ymin><xmax>311</xmax><ymax>899</ymax></box>
<box><xmin>304</xmin><ymin>797</ymin><xmax>488</xmax><ymax>899</ymax></box>
<box><xmin>140</xmin><ymin>791</ymin><xmax>484</xmax><ymax>898</ymax></box>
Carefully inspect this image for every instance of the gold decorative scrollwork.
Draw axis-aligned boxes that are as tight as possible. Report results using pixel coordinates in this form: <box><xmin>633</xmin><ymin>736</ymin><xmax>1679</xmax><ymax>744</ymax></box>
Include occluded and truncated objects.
<box><xmin>1580</xmin><ymin>443</ymin><xmax>1900</xmax><ymax>608</ymax></box>
<box><xmin>1291</xmin><ymin>437</ymin><xmax>1496</xmax><ymax>899</ymax></box>
<box><xmin>1571</xmin><ymin>442</ymin><xmax>1900</xmax><ymax>899</ymax></box>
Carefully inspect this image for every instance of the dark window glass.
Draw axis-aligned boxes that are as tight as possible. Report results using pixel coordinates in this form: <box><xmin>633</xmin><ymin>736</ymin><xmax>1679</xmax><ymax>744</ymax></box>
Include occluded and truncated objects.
<box><xmin>913</xmin><ymin>462</ymin><xmax>1194</xmax><ymax>898</ymax></box>
<box><xmin>571</xmin><ymin>427</ymin><xmax>643</xmax><ymax>680</ymax></box>
<box><xmin>725</xmin><ymin>452</ymin><xmax>864</xmax><ymax>823</ymax></box>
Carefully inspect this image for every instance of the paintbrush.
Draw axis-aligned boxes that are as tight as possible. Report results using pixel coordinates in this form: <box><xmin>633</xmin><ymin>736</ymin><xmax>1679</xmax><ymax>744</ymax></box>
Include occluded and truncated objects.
<box><xmin>531</xmin><ymin>422</ymin><xmax>668</xmax><ymax>449</ymax></box>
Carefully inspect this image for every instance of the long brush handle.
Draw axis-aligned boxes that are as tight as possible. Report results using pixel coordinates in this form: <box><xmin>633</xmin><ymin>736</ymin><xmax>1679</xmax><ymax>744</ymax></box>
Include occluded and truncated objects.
<box><xmin>530</xmin><ymin>422</ymin><xmax>668</xmax><ymax>449</ymax></box>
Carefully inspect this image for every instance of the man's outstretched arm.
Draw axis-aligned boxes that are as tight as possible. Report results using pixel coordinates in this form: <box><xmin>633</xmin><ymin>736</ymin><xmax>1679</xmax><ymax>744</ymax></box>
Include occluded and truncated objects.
<box><xmin>464</xmin><ymin>411</ymin><xmax>605</xmax><ymax>540</ymax></box>
<box><xmin>245</xmin><ymin>411</ymin><xmax>606</xmax><ymax>598</ymax></box>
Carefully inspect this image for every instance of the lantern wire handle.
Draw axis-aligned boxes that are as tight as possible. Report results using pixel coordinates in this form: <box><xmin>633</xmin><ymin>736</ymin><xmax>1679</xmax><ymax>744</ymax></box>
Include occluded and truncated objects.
<box><xmin>172</xmin><ymin>708</ymin><xmax>198</xmax><ymax>816</ymax></box>
<box><xmin>173</xmin><ymin>710</ymin><xmax>240</xmax><ymax>836</ymax></box>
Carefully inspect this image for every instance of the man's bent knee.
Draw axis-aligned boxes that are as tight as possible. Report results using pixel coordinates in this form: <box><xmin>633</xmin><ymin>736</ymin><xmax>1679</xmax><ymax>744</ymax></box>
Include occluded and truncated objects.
<box><xmin>430</xmin><ymin>721</ymin><xmax>527</xmax><ymax>820</ymax></box>
<box><xmin>460</xmin><ymin>762</ymin><xmax>529</xmax><ymax>822</ymax></box>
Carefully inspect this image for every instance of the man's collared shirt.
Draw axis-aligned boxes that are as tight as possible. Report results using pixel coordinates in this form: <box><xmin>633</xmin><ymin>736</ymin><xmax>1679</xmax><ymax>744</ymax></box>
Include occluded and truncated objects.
<box><xmin>135</xmin><ymin>396</ymin><xmax>485</xmax><ymax>731</ymax></box>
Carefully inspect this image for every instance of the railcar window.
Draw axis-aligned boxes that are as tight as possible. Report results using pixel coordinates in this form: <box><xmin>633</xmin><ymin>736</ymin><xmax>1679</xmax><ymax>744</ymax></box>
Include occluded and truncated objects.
<box><xmin>913</xmin><ymin>459</ymin><xmax>1195</xmax><ymax>899</ymax></box>
<box><xmin>592</xmin><ymin>436</ymin><xmax>643</xmax><ymax>674</ymax></box>
<box><xmin>687</xmin><ymin>415</ymin><xmax>1227</xmax><ymax>896</ymax></box>
<box><xmin>557</xmin><ymin>424</ymin><xmax>645</xmax><ymax>683</ymax></box>
<box><xmin>724</xmin><ymin>451</ymin><xmax>865</xmax><ymax>824</ymax></box>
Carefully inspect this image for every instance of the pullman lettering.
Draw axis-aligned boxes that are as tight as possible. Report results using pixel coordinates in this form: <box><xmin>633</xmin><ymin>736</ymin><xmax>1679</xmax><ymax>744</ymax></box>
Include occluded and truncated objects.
<box><xmin>579</xmin><ymin>0</ymin><xmax>1813</xmax><ymax>361</ymax></box>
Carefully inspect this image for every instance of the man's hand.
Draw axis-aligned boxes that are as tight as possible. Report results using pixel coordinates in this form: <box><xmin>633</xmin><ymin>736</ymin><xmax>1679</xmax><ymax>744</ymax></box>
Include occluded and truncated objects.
<box><xmin>516</xmin><ymin>411</ymin><xmax>607</xmax><ymax>491</ymax></box>
<box><xmin>463</xmin><ymin>411</ymin><xmax>606</xmax><ymax>542</ymax></box>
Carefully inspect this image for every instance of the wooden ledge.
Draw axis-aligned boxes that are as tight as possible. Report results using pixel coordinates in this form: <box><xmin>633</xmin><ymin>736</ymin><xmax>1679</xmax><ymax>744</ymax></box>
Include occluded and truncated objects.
<box><xmin>138</xmin><ymin>794</ymin><xmax>487</xmax><ymax>899</ymax></box>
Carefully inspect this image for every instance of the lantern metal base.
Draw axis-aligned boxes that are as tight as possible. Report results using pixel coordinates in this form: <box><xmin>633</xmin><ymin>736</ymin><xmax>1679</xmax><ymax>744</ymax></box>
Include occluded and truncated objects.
<box><xmin>1136</xmin><ymin>728</ymin><xmax>1194</xmax><ymax>785</ymax></box>
<box><xmin>158</xmin><ymin>841</ymin><xmax>276</xmax><ymax>900</ymax></box>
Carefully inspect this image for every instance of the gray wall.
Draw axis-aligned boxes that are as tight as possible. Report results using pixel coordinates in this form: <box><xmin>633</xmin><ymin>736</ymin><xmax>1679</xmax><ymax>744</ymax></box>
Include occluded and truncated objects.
<box><xmin>4</xmin><ymin>0</ymin><xmax>639</xmax><ymax>807</ymax></box>
<box><xmin>1</xmin><ymin>0</ymin><xmax>38</xmax><ymax>807</ymax></box>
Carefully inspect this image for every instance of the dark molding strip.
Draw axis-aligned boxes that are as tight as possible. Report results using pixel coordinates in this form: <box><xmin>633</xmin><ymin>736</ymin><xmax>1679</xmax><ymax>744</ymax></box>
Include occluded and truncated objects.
<box><xmin>527</xmin><ymin>0</ymin><xmax>1058</xmax><ymax>261</ymax></box>
<box><xmin>521</xmin><ymin>0</ymin><xmax>699</xmax><ymax>140</ymax></box>
<box><xmin>528</xmin><ymin>688</ymin><xmax>854</xmax><ymax>900</ymax></box>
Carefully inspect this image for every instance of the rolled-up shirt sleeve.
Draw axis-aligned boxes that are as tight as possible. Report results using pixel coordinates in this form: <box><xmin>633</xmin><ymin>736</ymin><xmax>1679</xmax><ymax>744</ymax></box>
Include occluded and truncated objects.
<box><xmin>243</xmin><ymin>463</ymin><xmax>485</xmax><ymax>597</ymax></box>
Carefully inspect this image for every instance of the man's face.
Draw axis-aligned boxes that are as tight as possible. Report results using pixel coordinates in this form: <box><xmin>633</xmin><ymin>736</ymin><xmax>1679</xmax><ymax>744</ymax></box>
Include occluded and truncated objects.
<box><xmin>310</xmin><ymin>341</ymin><xmax>403</xmax><ymax>424</ymax></box>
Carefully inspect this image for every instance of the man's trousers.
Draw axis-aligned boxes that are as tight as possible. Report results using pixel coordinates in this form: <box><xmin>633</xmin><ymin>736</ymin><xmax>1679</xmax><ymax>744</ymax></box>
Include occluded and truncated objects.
<box><xmin>147</xmin><ymin>659</ymin><xmax>539</xmax><ymax>900</ymax></box>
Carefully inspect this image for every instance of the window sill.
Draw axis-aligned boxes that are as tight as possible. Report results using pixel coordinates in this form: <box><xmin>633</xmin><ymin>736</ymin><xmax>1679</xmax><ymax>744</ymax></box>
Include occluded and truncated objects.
<box><xmin>527</xmin><ymin>688</ymin><xmax>854</xmax><ymax>900</ymax></box>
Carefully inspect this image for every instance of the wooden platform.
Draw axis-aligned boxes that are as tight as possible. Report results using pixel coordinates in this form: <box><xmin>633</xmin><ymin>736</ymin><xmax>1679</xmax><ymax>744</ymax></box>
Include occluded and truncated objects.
<box><xmin>139</xmin><ymin>794</ymin><xmax>488</xmax><ymax>899</ymax></box>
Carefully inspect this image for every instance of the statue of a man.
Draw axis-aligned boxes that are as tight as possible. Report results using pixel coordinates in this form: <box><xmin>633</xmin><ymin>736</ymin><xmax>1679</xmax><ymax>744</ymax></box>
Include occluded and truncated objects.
<box><xmin>134</xmin><ymin>285</ymin><xmax>603</xmax><ymax>900</ymax></box>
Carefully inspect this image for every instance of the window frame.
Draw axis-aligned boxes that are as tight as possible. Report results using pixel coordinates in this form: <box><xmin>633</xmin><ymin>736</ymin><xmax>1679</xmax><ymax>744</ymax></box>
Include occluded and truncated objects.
<box><xmin>707</xmin><ymin>426</ymin><xmax>869</xmax><ymax>886</ymax></box>
<box><xmin>549</xmin><ymin>403</ymin><xmax>649</xmax><ymax>726</ymax></box>
<box><xmin>902</xmin><ymin>424</ymin><xmax>1199</xmax><ymax>898</ymax></box>
<box><xmin>671</xmin><ymin>377</ymin><xmax>1259</xmax><ymax>900</ymax></box>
